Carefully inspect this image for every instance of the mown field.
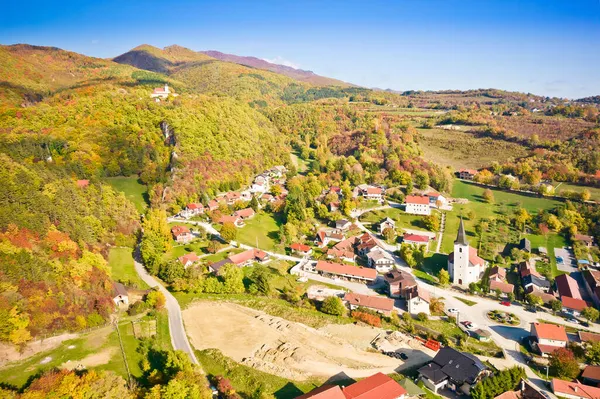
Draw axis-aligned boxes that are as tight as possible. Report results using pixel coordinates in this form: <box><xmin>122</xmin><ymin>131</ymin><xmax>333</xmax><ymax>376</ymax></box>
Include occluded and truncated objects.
<box><xmin>555</xmin><ymin>181</ymin><xmax>600</xmax><ymax>201</ymax></box>
<box><xmin>105</xmin><ymin>176</ymin><xmax>149</xmax><ymax>213</ymax></box>
<box><xmin>237</xmin><ymin>212</ymin><xmax>283</xmax><ymax>251</ymax></box>
<box><xmin>360</xmin><ymin>208</ymin><xmax>433</xmax><ymax>233</ymax></box>
<box><xmin>109</xmin><ymin>247</ymin><xmax>149</xmax><ymax>289</ymax></box>
<box><xmin>417</xmin><ymin>128</ymin><xmax>528</xmax><ymax>170</ymax></box>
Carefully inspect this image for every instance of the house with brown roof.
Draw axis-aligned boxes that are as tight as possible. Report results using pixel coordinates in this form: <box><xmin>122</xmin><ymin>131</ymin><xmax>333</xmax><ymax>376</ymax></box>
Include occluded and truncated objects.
<box><xmin>575</xmin><ymin>234</ymin><xmax>595</xmax><ymax>248</ymax></box>
<box><xmin>352</xmin><ymin>184</ymin><xmax>385</xmax><ymax>203</ymax></box>
<box><xmin>344</xmin><ymin>292</ymin><xmax>395</xmax><ymax>316</ymax></box>
<box><xmin>327</xmin><ymin>247</ymin><xmax>356</xmax><ymax>263</ymax></box>
<box><xmin>171</xmin><ymin>225</ymin><xmax>193</xmax><ymax>243</ymax></box>
<box><xmin>315</xmin><ymin>230</ymin><xmax>344</xmax><ymax>248</ymax></box>
<box><xmin>555</xmin><ymin>273</ymin><xmax>582</xmax><ymax>300</ymax></box>
<box><xmin>355</xmin><ymin>232</ymin><xmax>382</xmax><ymax>256</ymax></box>
<box><xmin>530</xmin><ymin>322</ymin><xmax>568</xmax><ymax>356</ymax></box>
<box><xmin>582</xmin><ymin>365</ymin><xmax>600</xmax><ymax>386</ymax></box>
<box><xmin>219</xmin><ymin>215</ymin><xmax>244</xmax><ymax>227</ymax></box>
<box><xmin>233</xmin><ymin>207</ymin><xmax>255</xmax><ymax>220</ymax></box>
<box><xmin>229</xmin><ymin>248</ymin><xmax>269</xmax><ymax>267</ymax></box>
<box><xmin>407</xmin><ymin>288</ymin><xmax>431</xmax><ymax>315</ymax></box>
<box><xmin>315</xmin><ymin>260</ymin><xmax>377</xmax><ymax>283</ymax></box>
<box><xmin>583</xmin><ymin>269</ymin><xmax>600</xmax><ymax>307</ymax></box>
<box><xmin>404</xmin><ymin>195</ymin><xmax>431</xmax><ymax>215</ymax></box>
<box><xmin>296</xmin><ymin>372</ymin><xmax>406</xmax><ymax>399</ymax></box>
<box><xmin>207</xmin><ymin>200</ymin><xmax>220</xmax><ymax>211</ymax></box>
<box><xmin>178</xmin><ymin>252</ymin><xmax>201</xmax><ymax>268</ymax></box>
<box><xmin>384</xmin><ymin>270</ymin><xmax>417</xmax><ymax>298</ymax></box>
<box><xmin>489</xmin><ymin>266</ymin><xmax>507</xmax><ymax>282</ymax></box>
<box><xmin>561</xmin><ymin>296</ymin><xmax>589</xmax><ymax>317</ymax></box>
<box><xmin>579</xmin><ymin>331</ymin><xmax>600</xmax><ymax>345</ymax></box>
<box><xmin>459</xmin><ymin>168</ymin><xmax>478</xmax><ymax>180</ymax></box>
<box><xmin>290</xmin><ymin>243</ymin><xmax>312</xmax><ymax>256</ymax></box>
<box><xmin>490</xmin><ymin>280</ymin><xmax>514</xmax><ymax>296</ymax></box>
<box><xmin>112</xmin><ymin>282</ymin><xmax>129</xmax><ymax>307</ymax></box>
<box><xmin>551</xmin><ymin>378</ymin><xmax>600</xmax><ymax>399</ymax></box>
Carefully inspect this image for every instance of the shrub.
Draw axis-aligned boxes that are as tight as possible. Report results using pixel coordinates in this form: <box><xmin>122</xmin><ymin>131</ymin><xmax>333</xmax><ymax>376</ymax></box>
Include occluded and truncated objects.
<box><xmin>416</xmin><ymin>312</ymin><xmax>428</xmax><ymax>322</ymax></box>
<box><xmin>320</xmin><ymin>296</ymin><xmax>346</xmax><ymax>316</ymax></box>
<box><xmin>351</xmin><ymin>311</ymin><xmax>381</xmax><ymax>327</ymax></box>
<box><xmin>127</xmin><ymin>300</ymin><xmax>149</xmax><ymax>316</ymax></box>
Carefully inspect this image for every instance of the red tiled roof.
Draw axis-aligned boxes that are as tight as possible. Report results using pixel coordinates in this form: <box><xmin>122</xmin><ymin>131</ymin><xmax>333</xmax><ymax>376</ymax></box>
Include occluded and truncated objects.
<box><xmin>552</xmin><ymin>378</ymin><xmax>600</xmax><ymax>399</ymax></box>
<box><xmin>327</xmin><ymin>248</ymin><xmax>355</xmax><ymax>260</ymax></box>
<box><xmin>76</xmin><ymin>179</ymin><xmax>89</xmax><ymax>188</ymax></box>
<box><xmin>582</xmin><ymin>365</ymin><xmax>600</xmax><ymax>382</ymax></box>
<box><xmin>366</xmin><ymin>187</ymin><xmax>383</xmax><ymax>195</ymax></box>
<box><xmin>403</xmin><ymin>233</ymin><xmax>430</xmax><ymax>243</ymax></box>
<box><xmin>561</xmin><ymin>296</ymin><xmax>588</xmax><ymax>312</ymax></box>
<box><xmin>579</xmin><ymin>331</ymin><xmax>600</xmax><ymax>343</ymax></box>
<box><xmin>219</xmin><ymin>215</ymin><xmax>241</xmax><ymax>224</ymax></box>
<box><xmin>555</xmin><ymin>274</ymin><xmax>582</xmax><ymax>300</ymax></box>
<box><xmin>405</xmin><ymin>195</ymin><xmax>430</xmax><ymax>205</ymax></box>
<box><xmin>537</xmin><ymin>344</ymin><xmax>562</xmax><ymax>355</ymax></box>
<box><xmin>489</xmin><ymin>266</ymin><xmax>507</xmax><ymax>280</ymax></box>
<box><xmin>344</xmin><ymin>293</ymin><xmax>394</xmax><ymax>312</ymax></box>
<box><xmin>187</xmin><ymin>203</ymin><xmax>203</xmax><ymax>210</ymax></box>
<box><xmin>494</xmin><ymin>392</ymin><xmax>520</xmax><ymax>399</ymax></box>
<box><xmin>296</xmin><ymin>385</ymin><xmax>345</xmax><ymax>399</ymax></box>
<box><xmin>228</xmin><ymin>248</ymin><xmax>267</xmax><ymax>265</ymax></box>
<box><xmin>490</xmin><ymin>280</ymin><xmax>514</xmax><ymax>294</ymax></box>
<box><xmin>290</xmin><ymin>243</ymin><xmax>311</xmax><ymax>252</ymax></box>
<box><xmin>178</xmin><ymin>253</ymin><xmax>201</xmax><ymax>265</ymax></box>
<box><xmin>171</xmin><ymin>225</ymin><xmax>190</xmax><ymax>236</ymax></box>
<box><xmin>342</xmin><ymin>373</ymin><xmax>407</xmax><ymax>399</ymax></box>
<box><xmin>316</xmin><ymin>261</ymin><xmax>377</xmax><ymax>280</ymax></box>
<box><xmin>575</xmin><ymin>234</ymin><xmax>594</xmax><ymax>243</ymax></box>
<box><xmin>532</xmin><ymin>323</ymin><xmax>568</xmax><ymax>342</ymax></box>
<box><xmin>459</xmin><ymin>168</ymin><xmax>478</xmax><ymax>175</ymax></box>
<box><xmin>234</xmin><ymin>208</ymin><xmax>255</xmax><ymax>219</ymax></box>
<box><xmin>208</xmin><ymin>200</ymin><xmax>219</xmax><ymax>209</ymax></box>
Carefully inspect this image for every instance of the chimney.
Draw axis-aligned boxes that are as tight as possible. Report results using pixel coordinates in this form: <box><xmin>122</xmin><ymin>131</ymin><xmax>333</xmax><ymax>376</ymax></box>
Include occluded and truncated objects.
<box><xmin>574</xmin><ymin>386</ymin><xmax>578</xmax><ymax>393</ymax></box>
<box><xmin>520</xmin><ymin>380</ymin><xmax>525</xmax><ymax>393</ymax></box>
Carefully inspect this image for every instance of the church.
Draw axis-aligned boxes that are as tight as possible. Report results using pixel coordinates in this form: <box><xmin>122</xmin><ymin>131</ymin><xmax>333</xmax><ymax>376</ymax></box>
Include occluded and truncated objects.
<box><xmin>448</xmin><ymin>218</ymin><xmax>486</xmax><ymax>287</ymax></box>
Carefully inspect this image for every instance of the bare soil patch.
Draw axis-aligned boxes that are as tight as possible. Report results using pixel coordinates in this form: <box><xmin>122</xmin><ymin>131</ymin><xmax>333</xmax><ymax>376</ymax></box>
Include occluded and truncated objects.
<box><xmin>183</xmin><ymin>301</ymin><xmax>433</xmax><ymax>380</ymax></box>
<box><xmin>0</xmin><ymin>333</ymin><xmax>77</xmax><ymax>367</ymax></box>
<box><xmin>61</xmin><ymin>348</ymin><xmax>115</xmax><ymax>370</ymax></box>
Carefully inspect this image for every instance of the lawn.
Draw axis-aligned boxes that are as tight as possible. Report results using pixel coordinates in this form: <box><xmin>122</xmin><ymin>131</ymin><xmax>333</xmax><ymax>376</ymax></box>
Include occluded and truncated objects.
<box><xmin>360</xmin><ymin>208</ymin><xmax>432</xmax><ymax>233</ymax></box>
<box><xmin>290</xmin><ymin>151</ymin><xmax>310</xmax><ymax>174</ymax></box>
<box><xmin>414</xmin><ymin>318</ymin><xmax>463</xmax><ymax>338</ymax></box>
<box><xmin>105</xmin><ymin>176</ymin><xmax>148</xmax><ymax>214</ymax></box>
<box><xmin>526</xmin><ymin>233</ymin><xmax>567</xmax><ymax>277</ymax></box>
<box><xmin>555</xmin><ymin>182</ymin><xmax>600</xmax><ymax>201</ymax></box>
<box><xmin>109</xmin><ymin>247</ymin><xmax>149</xmax><ymax>289</ymax></box>
<box><xmin>237</xmin><ymin>212</ymin><xmax>283</xmax><ymax>251</ymax></box>
<box><xmin>164</xmin><ymin>241</ymin><xmax>210</xmax><ymax>260</ymax></box>
<box><xmin>454</xmin><ymin>296</ymin><xmax>477</xmax><ymax>306</ymax></box>
<box><xmin>440</xmin><ymin>180</ymin><xmax>562</xmax><ymax>254</ymax></box>
<box><xmin>196</xmin><ymin>348</ymin><xmax>323</xmax><ymax>399</ymax></box>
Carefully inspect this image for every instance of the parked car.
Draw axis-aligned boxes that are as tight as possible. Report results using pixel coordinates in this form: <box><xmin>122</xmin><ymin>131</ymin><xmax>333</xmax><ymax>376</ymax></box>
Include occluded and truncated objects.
<box><xmin>501</xmin><ymin>301</ymin><xmax>511</xmax><ymax>306</ymax></box>
<box><xmin>448</xmin><ymin>308</ymin><xmax>459</xmax><ymax>314</ymax></box>
<box><xmin>399</xmin><ymin>352</ymin><xmax>408</xmax><ymax>360</ymax></box>
<box><xmin>568</xmin><ymin>318</ymin><xmax>580</xmax><ymax>324</ymax></box>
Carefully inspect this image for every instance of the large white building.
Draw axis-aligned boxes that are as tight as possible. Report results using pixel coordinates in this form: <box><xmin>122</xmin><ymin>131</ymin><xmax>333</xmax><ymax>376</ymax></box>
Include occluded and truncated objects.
<box><xmin>448</xmin><ymin>219</ymin><xmax>485</xmax><ymax>287</ymax></box>
<box><xmin>404</xmin><ymin>195</ymin><xmax>431</xmax><ymax>215</ymax></box>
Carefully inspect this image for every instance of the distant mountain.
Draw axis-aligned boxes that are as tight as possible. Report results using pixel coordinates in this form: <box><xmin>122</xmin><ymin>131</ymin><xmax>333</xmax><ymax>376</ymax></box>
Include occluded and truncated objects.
<box><xmin>200</xmin><ymin>50</ymin><xmax>351</xmax><ymax>87</ymax></box>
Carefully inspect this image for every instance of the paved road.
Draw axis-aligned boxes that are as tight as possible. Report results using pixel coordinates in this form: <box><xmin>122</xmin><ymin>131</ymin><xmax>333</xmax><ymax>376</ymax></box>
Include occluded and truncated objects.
<box><xmin>133</xmin><ymin>248</ymin><xmax>199</xmax><ymax>364</ymax></box>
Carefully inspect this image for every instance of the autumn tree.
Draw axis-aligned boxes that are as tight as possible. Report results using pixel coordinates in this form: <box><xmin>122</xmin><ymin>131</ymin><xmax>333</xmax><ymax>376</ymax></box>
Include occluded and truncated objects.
<box><xmin>582</xmin><ymin>307</ymin><xmax>600</xmax><ymax>323</ymax></box>
<box><xmin>549</xmin><ymin>348</ymin><xmax>580</xmax><ymax>379</ymax></box>
<box><xmin>483</xmin><ymin>189</ymin><xmax>494</xmax><ymax>204</ymax></box>
<box><xmin>321</xmin><ymin>296</ymin><xmax>346</xmax><ymax>316</ymax></box>
<box><xmin>438</xmin><ymin>269</ymin><xmax>450</xmax><ymax>287</ymax></box>
<box><xmin>220</xmin><ymin>222</ymin><xmax>237</xmax><ymax>242</ymax></box>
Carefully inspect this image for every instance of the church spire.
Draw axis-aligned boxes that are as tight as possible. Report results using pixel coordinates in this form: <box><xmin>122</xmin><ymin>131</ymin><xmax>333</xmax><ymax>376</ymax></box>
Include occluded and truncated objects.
<box><xmin>455</xmin><ymin>217</ymin><xmax>469</xmax><ymax>246</ymax></box>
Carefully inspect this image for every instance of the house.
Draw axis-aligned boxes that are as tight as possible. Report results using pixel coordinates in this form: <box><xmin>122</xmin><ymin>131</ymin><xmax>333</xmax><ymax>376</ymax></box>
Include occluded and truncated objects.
<box><xmin>582</xmin><ymin>366</ymin><xmax>600</xmax><ymax>386</ymax></box>
<box><xmin>315</xmin><ymin>260</ymin><xmax>377</xmax><ymax>283</ymax></box>
<box><xmin>404</xmin><ymin>195</ymin><xmax>431</xmax><ymax>215</ymax></box>
<box><xmin>579</xmin><ymin>331</ymin><xmax>600</xmax><ymax>345</ymax></box>
<box><xmin>522</xmin><ymin>274</ymin><xmax>551</xmax><ymax>293</ymax></box>
<box><xmin>384</xmin><ymin>270</ymin><xmax>417</xmax><ymax>298</ymax></box>
<box><xmin>269</xmin><ymin>165</ymin><xmax>287</xmax><ymax>178</ymax></box>
<box><xmin>530</xmin><ymin>322</ymin><xmax>568</xmax><ymax>356</ymax></box>
<box><xmin>459</xmin><ymin>169</ymin><xmax>478</xmax><ymax>180</ymax></box>
<box><xmin>355</xmin><ymin>232</ymin><xmax>382</xmax><ymax>256</ymax></box>
<box><xmin>366</xmin><ymin>247</ymin><xmax>395</xmax><ymax>272</ymax></box>
<box><xmin>490</xmin><ymin>280</ymin><xmax>514</xmax><ymax>296</ymax></box>
<box><xmin>402</xmin><ymin>233</ymin><xmax>430</xmax><ymax>246</ymax></box>
<box><xmin>575</xmin><ymin>234</ymin><xmax>595</xmax><ymax>248</ymax></box>
<box><xmin>448</xmin><ymin>219</ymin><xmax>486</xmax><ymax>287</ymax></box>
<box><xmin>234</xmin><ymin>208</ymin><xmax>255</xmax><ymax>220</ymax></box>
<box><xmin>426</xmin><ymin>191</ymin><xmax>448</xmax><ymax>208</ymax></box>
<box><xmin>297</xmin><ymin>373</ymin><xmax>407</xmax><ymax>399</ymax></box>
<box><xmin>327</xmin><ymin>247</ymin><xmax>356</xmax><ymax>263</ymax></box>
<box><xmin>418</xmin><ymin>347</ymin><xmax>489</xmax><ymax>395</ymax></box>
<box><xmin>519</xmin><ymin>238</ymin><xmax>531</xmax><ymax>253</ymax></box>
<box><xmin>519</xmin><ymin>260</ymin><xmax>542</xmax><ymax>278</ymax></box>
<box><xmin>489</xmin><ymin>266</ymin><xmax>507</xmax><ymax>282</ymax></box>
<box><xmin>229</xmin><ymin>248</ymin><xmax>269</xmax><ymax>267</ymax></box>
<box><xmin>526</xmin><ymin>287</ymin><xmax>556</xmax><ymax>304</ymax></box>
<box><xmin>336</xmin><ymin>219</ymin><xmax>352</xmax><ymax>231</ymax></box>
<box><xmin>342</xmin><ymin>372</ymin><xmax>406</xmax><ymax>399</ymax></box>
<box><xmin>343</xmin><ymin>292</ymin><xmax>395</xmax><ymax>316</ymax></box>
<box><xmin>353</xmin><ymin>184</ymin><xmax>385</xmax><ymax>202</ymax></box>
<box><xmin>181</xmin><ymin>203</ymin><xmax>204</xmax><ymax>219</ymax></box>
<box><xmin>250</xmin><ymin>180</ymin><xmax>268</xmax><ymax>194</ymax></box>
<box><xmin>178</xmin><ymin>252</ymin><xmax>201</xmax><ymax>268</ymax></box>
<box><xmin>112</xmin><ymin>282</ymin><xmax>129</xmax><ymax>307</ymax></box>
<box><xmin>561</xmin><ymin>296</ymin><xmax>589</xmax><ymax>317</ymax></box>
<box><xmin>151</xmin><ymin>84</ymin><xmax>170</xmax><ymax>99</ymax></box>
<box><xmin>290</xmin><ymin>243</ymin><xmax>312</xmax><ymax>256</ymax></box>
<box><xmin>208</xmin><ymin>258</ymin><xmax>233</xmax><ymax>275</ymax></box>
<box><xmin>492</xmin><ymin>380</ymin><xmax>546</xmax><ymax>399</ymax></box>
<box><xmin>379</xmin><ymin>217</ymin><xmax>396</xmax><ymax>234</ymax></box>
<box><xmin>555</xmin><ymin>274</ymin><xmax>582</xmax><ymax>300</ymax></box>
<box><xmin>407</xmin><ymin>288</ymin><xmax>431</xmax><ymax>315</ymax></box>
<box><xmin>207</xmin><ymin>200</ymin><xmax>220</xmax><ymax>211</ymax></box>
<box><xmin>551</xmin><ymin>378</ymin><xmax>600</xmax><ymax>399</ymax></box>
<box><xmin>260</xmin><ymin>193</ymin><xmax>275</xmax><ymax>203</ymax></box>
<box><xmin>171</xmin><ymin>225</ymin><xmax>193</xmax><ymax>244</ymax></box>
<box><xmin>329</xmin><ymin>202</ymin><xmax>340</xmax><ymax>212</ymax></box>
<box><xmin>223</xmin><ymin>191</ymin><xmax>242</xmax><ymax>205</ymax></box>
<box><xmin>315</xmin><ymin>230</ymin><xmax>344</xmax><ymax>248</ymax></box>
<box><xmin>219</xmin><ymin>215</ymin><xmax>244</xmax><ymax>227</ymax></box>
<box><xmin>76</xmin><ymin>179</ymin><xmax>90</xmax><ymax>188</ymax></box>
<box><xmin>583</xmin><ymin>269</ymin><xmax>600</xmax><ymax>307</ymax></box>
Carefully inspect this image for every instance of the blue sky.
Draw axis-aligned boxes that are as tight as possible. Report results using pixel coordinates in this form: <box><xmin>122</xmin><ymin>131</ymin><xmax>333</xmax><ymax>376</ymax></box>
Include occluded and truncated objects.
<box><xmin>1</xmin><ymin>0</ymin><xmax>599</xmax><ymax>98</ymax></box>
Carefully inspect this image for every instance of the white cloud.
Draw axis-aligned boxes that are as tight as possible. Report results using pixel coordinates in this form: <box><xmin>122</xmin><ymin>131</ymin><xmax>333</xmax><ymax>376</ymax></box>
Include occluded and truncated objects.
<box><xmin>262</xmin><ymin>56</ymin><xmax>300</xmax><ymax>69</ymax></box>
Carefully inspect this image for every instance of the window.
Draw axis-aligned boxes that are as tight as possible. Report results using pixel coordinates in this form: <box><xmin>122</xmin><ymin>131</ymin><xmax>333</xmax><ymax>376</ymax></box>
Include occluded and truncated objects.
<box><xmin>459</xmin><ymin>247</ymin><xmax>462</xmax><ymax>253</ymax></box>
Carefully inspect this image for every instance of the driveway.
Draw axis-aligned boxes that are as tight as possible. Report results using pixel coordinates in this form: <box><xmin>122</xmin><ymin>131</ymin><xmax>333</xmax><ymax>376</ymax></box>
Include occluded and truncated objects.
<box><xmin>555</xmin><ymin>247</ymin><xmax>577</xmax><ymax>273</ymax></box>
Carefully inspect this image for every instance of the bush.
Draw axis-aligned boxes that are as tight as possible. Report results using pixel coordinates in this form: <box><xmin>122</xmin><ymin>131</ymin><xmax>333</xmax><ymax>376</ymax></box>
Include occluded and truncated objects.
<box><xmin>320</xmin><ymin>296</ymin><xmax>346</xmax><ymax>316</ymax></box>
<box><xmin>145</xmin><ymin>289</ymin><xmax>166</xmax><ymax>309</ymax></box>
<box><xmin>127</xmin><ymin>300</ymin><xmax>149</xmax><ymax>316</ymax></box>
<box><xmin>351</xmin><ymin>311</ymin><xmax>381</xmax><ymax>327</ymax></box>
<box><xmin>416</xmin><ymin>312</ymin><xmax>428</xmax><ymax>322</ymax></box>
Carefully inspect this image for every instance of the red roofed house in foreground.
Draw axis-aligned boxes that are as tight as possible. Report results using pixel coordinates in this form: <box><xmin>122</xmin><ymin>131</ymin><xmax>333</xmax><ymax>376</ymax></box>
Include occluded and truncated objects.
<box><xmin>561</xmin><ymin>296</ymin><xmax>589</xmax><ymax>317</ymax></box>
<box><xmin>315</xmin><ymin>260</ymin><xmax>377</xmax><ymax>283</ymax></box>
<box><xmin>229</xmin><ymin>248</ymin><xmax>269</xmax><ymax>267</ymax></box>
<box><xmin>551</xmin><ymin>378</ymin><xmax>600</xmax><ymax>399</ymax></box>
<box><xmin>343</xmin><ymin>292</ymin><xmax>395</xmax><ymax>316</ymax></box>
<box><xmin>530</xmin><ymin>322</ymin><xmax>568</xmax><ymax>357</ymax></box>
<box><xmin>290</xmin><ymin>243</ymin><xmax>312</xmax><ymax>256</ymax></box>
<box><xmin>171</xmin><ymin>225</ymin><xmax>193</xmax><ymax>244</ymax></box>
<box><xmin>404</xmin><ymin>195</ymin><xmax>431</xmax><ymax>215</ymax></box>
<box><xmin>178</xmin><ymin>252</ymin><xmax>201</xmax><ymax>268</ymax></box>
<box><xmin>297</xmin><ymin>373</ymin><xmax>406</xmax><ymax>399</ymax></box>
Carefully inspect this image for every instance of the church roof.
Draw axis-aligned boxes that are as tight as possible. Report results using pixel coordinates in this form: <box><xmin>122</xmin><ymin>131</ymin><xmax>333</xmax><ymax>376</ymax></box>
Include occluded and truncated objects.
<box><xmin>455</xmin><ymin>218</ymin><xmax>469</xmax><ymax>246</ymax></box>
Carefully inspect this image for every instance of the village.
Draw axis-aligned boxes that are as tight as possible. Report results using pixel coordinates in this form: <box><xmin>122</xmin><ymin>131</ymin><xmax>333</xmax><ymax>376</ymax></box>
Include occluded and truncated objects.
<box><xmin>153</xmin><ymin>162</ymin><xmax>600</xmax><ymax>399</ymax></box>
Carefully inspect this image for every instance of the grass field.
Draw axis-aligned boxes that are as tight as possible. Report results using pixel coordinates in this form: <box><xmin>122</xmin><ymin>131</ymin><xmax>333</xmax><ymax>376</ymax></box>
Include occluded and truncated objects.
<box><xmin>105</xmin><ymin>176</ymin><xmax>148</xmax><ymax>213</ymax></box>
<box><xmin>526</xmin><ymin>233</ymin><xmax>567</xmax><ymax>277</ymax></box>
<box><xmin>237</xmin><ymin>212</ymin><xmax>283</xmax><ymax>251</ymax></box>
<box><xmin>165</xmin><ymin>241</ymin><xmax>210</xmax><ymax>260</ymax></box>
<box><xmin>555</xmin><ymin>182</ymin><xmax>600</xmax><ymax>201</ymax></box>
<box><xmin>196</xmin><ymin>348</ymin><xmax>322</xmax><ymax>399</ymax></box>
<box><xmin>417</xmin><ymin>128</ymin><xmax>528</xmax><ymax>170</ymax></box>
<box><xmin>360</xmin><ymin>208</ymin><xmax>432</xmax><ymax>233</ymax></box>
<box><xmin>440</xmin><ymin>180</ymin><xmax>562</xmax><ymax>254</ymax></box>
<box><xmin>109</xmin><ymin>247</ymin><xmax>149</xmax><ymax>289</ymax></box>
<box><xmin>290</xmin><ymin>151</ymin><xmax>310</xmax><ymax>174</ymax></box>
